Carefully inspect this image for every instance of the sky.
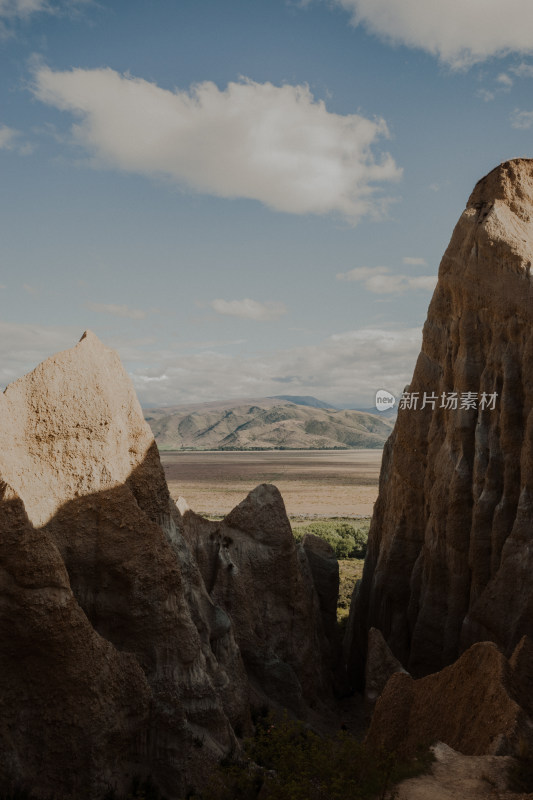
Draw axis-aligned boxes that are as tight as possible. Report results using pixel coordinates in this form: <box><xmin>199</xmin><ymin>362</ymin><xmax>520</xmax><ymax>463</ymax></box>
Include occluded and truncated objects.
<box><xmin>2</xmin><ymin>0</ymin><xmax>533</xmax><ymax>408</ymax></box>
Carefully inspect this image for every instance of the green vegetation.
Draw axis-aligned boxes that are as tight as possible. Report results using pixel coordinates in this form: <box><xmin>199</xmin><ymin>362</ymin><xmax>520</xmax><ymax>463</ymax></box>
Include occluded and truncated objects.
<box><xmin>337</xmin><ymin>559</ymin><xmax>364</xmax><ymax>627</ymax></box>
<box><xmin>291</xmin><ymin>517</ymin><xmax>369</xmax><ymax>628</ymax></box>
<box><xmin>292</xmin><ymin>517</ymin><xmax>370</xmax><ymax>560</ymax></box>
<box><xmin>196</xmin><ymin>710</ymin><xmax>433</xmax><ymax>800</ymax></box>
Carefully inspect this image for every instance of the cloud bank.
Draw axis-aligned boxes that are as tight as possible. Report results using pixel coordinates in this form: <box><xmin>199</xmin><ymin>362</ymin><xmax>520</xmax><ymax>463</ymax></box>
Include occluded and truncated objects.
<box><xmin>333</xmin><ymin>0</ymin><xmax>533</xmax><ymax>67</ymax></box>
<box><xmin>32</xmin><ymin>66</ymin><xmax>401</xmax><ymax>222</ymax></box>
<box><xmin>0</xmin><ymin>322</ymin><xmax>422</xmax><ymax>408</ymax></box>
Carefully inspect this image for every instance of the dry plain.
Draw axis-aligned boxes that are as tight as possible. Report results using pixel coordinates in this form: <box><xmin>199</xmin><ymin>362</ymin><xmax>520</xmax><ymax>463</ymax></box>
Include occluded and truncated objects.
<box><xmin>160</xmin><ymin>448</ymin><xmax>383</xmax><ymax>517</ymax></box>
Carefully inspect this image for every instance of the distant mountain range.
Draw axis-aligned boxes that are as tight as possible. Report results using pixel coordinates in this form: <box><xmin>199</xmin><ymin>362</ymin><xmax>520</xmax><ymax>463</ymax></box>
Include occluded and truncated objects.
<box><xmin>144</xmin><ymin>395</ymin><xmax>394</xmax><ymax>450</ymax></box>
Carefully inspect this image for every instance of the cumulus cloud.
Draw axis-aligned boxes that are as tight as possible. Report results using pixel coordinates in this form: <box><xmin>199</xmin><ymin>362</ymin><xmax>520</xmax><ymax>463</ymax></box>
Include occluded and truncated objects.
<box><xmin>337</xmin><ymin>265</ymin><xmax>437</xmax><ymax>294</ymax></box>
<box><xmin>32</xmin><ymin>66</ymin><xmax>401</xmax><ymax>222</ymax></box>
<box><xmin>511</xmin><ymin>109</ymin><xmax>533</xmax><ymax>129</ymax></box>
<box><xmin>87</xmin><ymin>302</ymin><xmax>148</xmax><ymax>320</ymax></box>
<box><xmin>332</xmin><ymin>0</ymin><xmax>533</xmax><ymax>68</ymax></box>
<box><xmin>210</xmin><ymin>298</ymin><xmax>287</xmax><ymax>321</ymax></box>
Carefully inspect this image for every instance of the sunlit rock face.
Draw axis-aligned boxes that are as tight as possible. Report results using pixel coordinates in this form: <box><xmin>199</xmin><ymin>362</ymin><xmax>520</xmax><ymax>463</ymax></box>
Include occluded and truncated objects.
<box><xmin>347</xmin><ymin>159</ymin><xmax>533</xmax><ymax>682</ymax></box>
<box><xmin>0</xmin><ymin>331</ymin><xmax>249</xmax><ymax>798</ymax></box>
<box><xmin>0</xmin><ymin>332</ymin><xmax>333</xmax><ymax>799</ymax></box>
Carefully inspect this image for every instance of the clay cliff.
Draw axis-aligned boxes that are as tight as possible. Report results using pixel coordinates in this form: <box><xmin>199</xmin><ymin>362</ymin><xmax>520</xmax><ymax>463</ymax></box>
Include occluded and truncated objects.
<box><xmin>348</xmin><ymin>159</ymin><xmax>533</xmax><ymax>683</ymax></box>
<box><xmin>0</xmin><ymin>332</ymin><xmax>332</xmax><ymax>799</ymax></box>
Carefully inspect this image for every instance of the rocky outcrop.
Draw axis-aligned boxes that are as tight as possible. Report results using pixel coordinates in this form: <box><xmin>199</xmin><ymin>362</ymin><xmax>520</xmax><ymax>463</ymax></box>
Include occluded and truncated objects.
<box><xmin>364</xmin><ymin>627</ymin><xmax>408</xmax><ymax>706</ymax></box>
<box><xmin>0</xmin><ymin>332</ymin><xmax>249</xmax><ymax>798</ymax></box>
<box><xmin>300</xmin><ymin>534</ymin><xmax>339</xmax><ymax>640</ymax></box>
<box><xmin>348</xmin><ymin>159</ymin><xmax>533</xmax><ymax>682</ymax></box>
<box><xmin>0</xmin><ymin>332</ymin><xmax>331</xmax><ymax>799</ymax></box>
<box><xmin>178</xmin><ymin>488</ymin><xmax>333</xmax><ymax>714</ymax></box>
<box><xmin>366</xmin><ymin>638</ymin><xmax>533</xmax><ymax>759</ymax></box>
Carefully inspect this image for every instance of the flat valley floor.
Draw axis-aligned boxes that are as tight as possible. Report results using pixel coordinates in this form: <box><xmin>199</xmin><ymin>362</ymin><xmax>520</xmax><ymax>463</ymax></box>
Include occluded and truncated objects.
<box><xmin>160</xmin><ymin>449</ymin><xmax>383</xmax><ymax>517</ymax></box>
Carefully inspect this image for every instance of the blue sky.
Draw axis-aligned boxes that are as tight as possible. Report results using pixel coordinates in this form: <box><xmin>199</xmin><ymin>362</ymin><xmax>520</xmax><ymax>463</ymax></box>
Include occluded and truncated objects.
<box><xmin>2</xmin><ymin>0</ymin><xmax>533</xmax><ymax>407</ymax></box>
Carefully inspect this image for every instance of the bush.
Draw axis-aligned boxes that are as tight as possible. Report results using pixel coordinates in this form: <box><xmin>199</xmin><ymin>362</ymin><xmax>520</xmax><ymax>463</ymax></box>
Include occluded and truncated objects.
<box><xmin>200</xmin><ymin>711</ymin><xmax>432</xmax><ymax>800</ymax></box>
<box><xmin>292</xmin><ymin>518</ymin><xmax>370</xmax><ymax>560</ymax></box>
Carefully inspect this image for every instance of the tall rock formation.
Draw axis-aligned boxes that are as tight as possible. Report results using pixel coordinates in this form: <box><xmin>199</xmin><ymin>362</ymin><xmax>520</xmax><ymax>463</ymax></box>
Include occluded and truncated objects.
<box><xmin>348</xmin><ymin>159</ymin><xmax>533</xmax><ymax>682</ymax></box>
<box><xmin>0</xmin><ymin>332</ymin><xmax>331</xmax><ymax>799</ymax></box>
<box><xmin>180</xmin><ymin>489</ymin><xmax>335</xmax><ymax>715</ymax></box>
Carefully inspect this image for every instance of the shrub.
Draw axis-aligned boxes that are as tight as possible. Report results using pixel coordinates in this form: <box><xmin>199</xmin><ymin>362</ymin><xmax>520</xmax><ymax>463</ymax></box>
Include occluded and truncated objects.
<box><xmin>199</xmin><ymin>711</ymin><xmax>432</xmax><ymax>800</ymax></box>
<box><xmin>292</xmin><ymin>518</ymin><xmax>369</xmax><ymax>560</ymax></box>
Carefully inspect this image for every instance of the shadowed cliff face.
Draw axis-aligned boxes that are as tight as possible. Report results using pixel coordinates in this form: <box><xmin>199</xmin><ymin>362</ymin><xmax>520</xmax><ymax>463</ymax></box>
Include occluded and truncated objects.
<box><xmin>0</xmin><ymin>481</ymin><xmax>153</xmax><ymax>799</ymax></box>
<box><xmin>180</xmin><ymin>487</ymin><xmax>337</xmax><ymax>716</ymax></box>
<box><xmin>348</xmin><ymin>159</ymin><xmax>533</xmax><ymax>683</ymax></box>
<box><xmin>0</xmin><ymin>455</ymin><xmax>249</xmax><ymax>799</ymax></box>
<box><xmin>0</xmin><ymin>331</ymin><xmax>333</xmax><ymax>799</ymax></box>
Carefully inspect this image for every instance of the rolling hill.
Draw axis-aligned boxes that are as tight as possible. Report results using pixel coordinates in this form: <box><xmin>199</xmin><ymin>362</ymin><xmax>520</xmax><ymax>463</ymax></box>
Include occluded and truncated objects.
<box><xmin>144</xmin><ymin>396</ymin><xmax>393</xmax><ymax>450</ymax></box>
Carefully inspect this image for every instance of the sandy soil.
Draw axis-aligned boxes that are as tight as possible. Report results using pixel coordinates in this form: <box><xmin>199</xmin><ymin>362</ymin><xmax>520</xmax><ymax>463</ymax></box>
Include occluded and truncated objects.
<box><xmin>160</xmin><ymin>449</ymin><xmax>383</xmax><ymax>517</ymax></box>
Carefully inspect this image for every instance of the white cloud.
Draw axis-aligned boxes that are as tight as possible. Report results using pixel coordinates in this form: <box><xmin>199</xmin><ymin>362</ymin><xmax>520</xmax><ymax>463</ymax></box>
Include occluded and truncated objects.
<box><xmin>511</xmin><ymin>109</ymin><xmax>533</xmax><ymax>129</ymax></box>
<box><xmin>511</xmin><ymin>62</ymin><xmax>533</xmax><ymax>78</ymax></box>
<box><xmin>0</xmin><ymin>0</ymin><xmax>48</xmax><ymax>18</ymax></box>
<box><xmin>336</xmin><ymin>265</ymin><xmax>389</xmax><ymax>281</ymax></box>
<box><xmin>477</xmin><ymin>89</ymin><xmax>495</xmax><ymax>103</ymax></box>
<box><xmin>0</xmin><ymin>124</ymin><xmax>34</xmax><ymax>154</ymax></box>
<box><xmin>336</xmin><ymin>265</ymin><xmax>437</xmax><ymax>294</ymax></box>
<box><xmin>496</xmin><ymin>72</ymin><xmax>513</xmax><ymax>88</ymax></box>
<box><xmin>407</xmin><ymin>275</ymin><xmax>438</xmax><ymax>291</ymax></box>
<box><xmin>332</xmin><ymin>0</ymin><xmax>533</xmax><ymax>68</ymax></box>
<box><xmin>32</xmin><ymin>66</ymin><xmax>402</xmax><ymax>222</ymax></box>
<box><xmin>128</xmin><ymin>326</ymin><xmax>424</xmax><ymax>407</ymax></box>
<box><xmin>211</xmin><ymin>298</ymin><xmax>287</xmax><ymax>321</ymax></box>
<box><xmin>402</xmin><ymin>257</ymin><xmax>427</xmax><ymax>266</ymax></box>
<box><xmin>0</xmin><ymin>0</ymin><xmax>89</xmax><ymax>19</ymax></box>
<box><xmin>0</xmin><ymin>125</ymin><xmax>18</xmax><ymax>148</ymax></box>
<box><xmin>87</xmin><ymin>302</ymin><xmax>148</xmax><ymax>320</ymax></box>
<box><xmin>0</xmin><ymin>323</ymin><xmax>424</xmax><ymax>409</ymax></box>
